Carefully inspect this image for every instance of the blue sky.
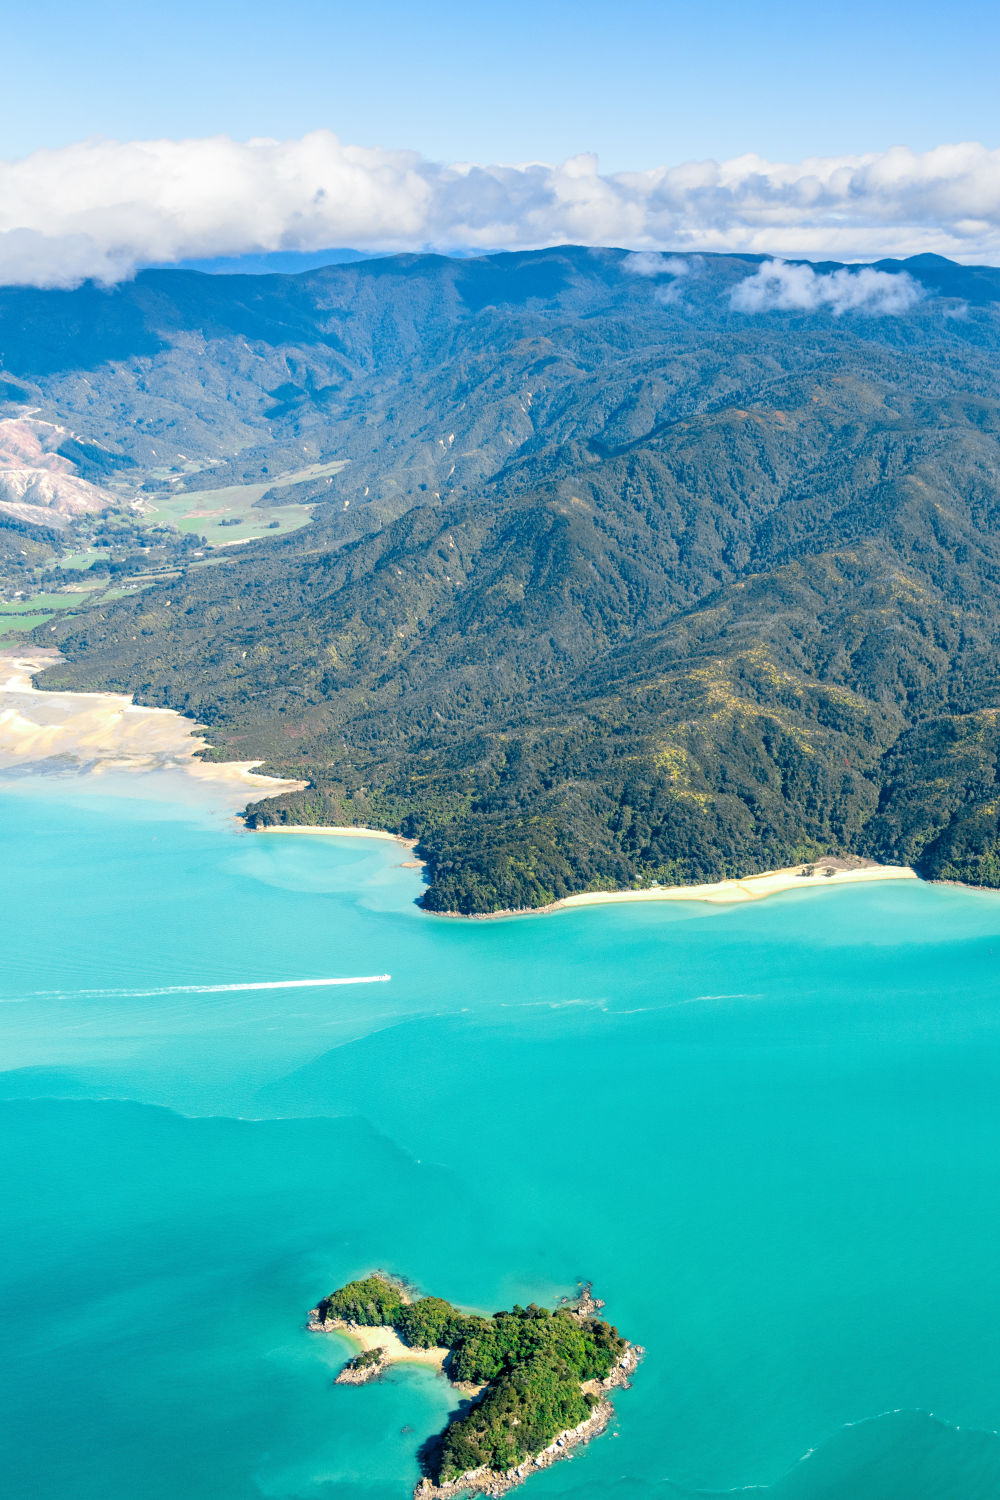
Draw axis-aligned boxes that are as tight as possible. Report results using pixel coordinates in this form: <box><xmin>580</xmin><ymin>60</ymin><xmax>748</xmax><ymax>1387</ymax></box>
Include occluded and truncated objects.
<box><xmin>3</xmin><ymin>0</ymin><xmax>1000</xmax><ymax>284</ymax></box>
<box><xmin>4</xmin><ymin>0</ymin><xmax>999</xmax><ymax>168</ymax></box>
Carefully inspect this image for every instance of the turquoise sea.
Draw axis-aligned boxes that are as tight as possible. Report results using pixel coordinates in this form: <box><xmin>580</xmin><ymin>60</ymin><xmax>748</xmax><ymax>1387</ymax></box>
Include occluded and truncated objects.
<box><xmin>4</xmin><ymin>777</ymin><xmax>1000</xmax><ymax>1499</ymax></box>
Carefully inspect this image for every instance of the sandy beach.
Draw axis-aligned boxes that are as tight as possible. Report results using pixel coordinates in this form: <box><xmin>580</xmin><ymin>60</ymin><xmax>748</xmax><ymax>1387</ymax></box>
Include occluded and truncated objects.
<box><xmin>549</xmin><ymin>860</ymin><xmax>917</xmax><ymax>912</ymax></box>
<box><xmin>310</xmin><ymin>1316</ymin><xmax>449</xmax><ymax>1372</ymax></box>
<box><xmin>254</xmin><ymin>824</ymin><xmax>417</xmax><ymax>849</ymax></box>
<box><xmin>419</xmin><ymin>858</ymin><xmax>919</xmax><ymax>919</ymax></box>
<box><xmin>0</xmin><ymin>648</ymin><xmax>304</xmax><ymax>809</ymax></box>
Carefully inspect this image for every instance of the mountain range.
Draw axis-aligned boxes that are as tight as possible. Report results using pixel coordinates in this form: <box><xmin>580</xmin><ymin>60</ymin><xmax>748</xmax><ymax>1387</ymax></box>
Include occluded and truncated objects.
<box><xmin>4</xmin><ymin>246</ymin><xmax>1000</xmax><ymax>910</ymax></box>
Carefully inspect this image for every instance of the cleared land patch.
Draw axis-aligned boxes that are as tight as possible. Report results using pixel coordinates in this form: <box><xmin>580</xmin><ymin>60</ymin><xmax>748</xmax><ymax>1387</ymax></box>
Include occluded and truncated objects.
<box><xmin>143</xmin><ymin>460</ymin><xmax>348</xmax><ymax>545</ymax></box>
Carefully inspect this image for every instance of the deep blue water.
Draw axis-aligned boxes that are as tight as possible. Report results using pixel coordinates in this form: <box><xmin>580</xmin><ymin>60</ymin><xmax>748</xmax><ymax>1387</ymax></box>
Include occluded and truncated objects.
<box><xmin>4</xmin><ymin>780</ymin><xmax>1000</xmax><ymax>1498</ymax></box>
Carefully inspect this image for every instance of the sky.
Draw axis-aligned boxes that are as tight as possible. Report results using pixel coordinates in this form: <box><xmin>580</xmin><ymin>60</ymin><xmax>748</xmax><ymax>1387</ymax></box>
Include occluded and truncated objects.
<box><xmin>2</xmin><ymin>0</ymin><xmax>1000</xmax><ymax>283</ymax></box>
<box><xmin>6</xmin><ymin>0</ymin><xmax>1000</xmax><ymax>169</ymax></box>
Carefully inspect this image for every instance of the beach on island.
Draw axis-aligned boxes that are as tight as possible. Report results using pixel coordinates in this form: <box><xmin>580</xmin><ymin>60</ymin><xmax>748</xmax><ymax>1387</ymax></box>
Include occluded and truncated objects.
<box><xmin>309</xmin><ymin>1316</ymin><xmax>450</xmax><ymax>1373</ymax></box>
<box><xmin>326</xmin><ymin>1326</ymin><xmax>446</xmax><ymax>1374</ymax></box>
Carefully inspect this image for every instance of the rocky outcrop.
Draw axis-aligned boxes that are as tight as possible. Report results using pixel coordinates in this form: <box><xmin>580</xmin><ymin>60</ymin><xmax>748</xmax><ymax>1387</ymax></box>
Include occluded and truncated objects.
<box><xmin>335</xmin><ymin>1346</ymin><xmax>389</xmax><ymax>1384</ymax></box>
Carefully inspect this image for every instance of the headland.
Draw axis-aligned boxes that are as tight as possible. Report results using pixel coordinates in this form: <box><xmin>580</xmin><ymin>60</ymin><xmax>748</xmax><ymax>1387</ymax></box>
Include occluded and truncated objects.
<box><xmin>0</xmin><ymin>653</ymin><xmax>917</xmax><ymax>911</ymax></box>
<box><xmin>251</xmin><ymin>828</ymin><xmax>915</xmax><ymax>913</ymax></box>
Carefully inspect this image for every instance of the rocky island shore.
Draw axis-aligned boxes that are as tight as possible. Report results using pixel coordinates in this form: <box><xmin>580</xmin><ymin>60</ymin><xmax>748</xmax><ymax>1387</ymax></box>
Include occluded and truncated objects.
<box><xmin>308</xmin><ymin>1273</ymin><xmax>642</xmax><ymax>1497</ymax></box>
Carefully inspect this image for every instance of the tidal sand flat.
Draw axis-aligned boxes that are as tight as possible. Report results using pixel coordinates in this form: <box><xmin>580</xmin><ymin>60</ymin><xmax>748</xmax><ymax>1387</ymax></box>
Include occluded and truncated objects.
<box><xmin>0</xmin><ymin>647</ymin><xmax>303</xmax><ymax>807</ymax></box>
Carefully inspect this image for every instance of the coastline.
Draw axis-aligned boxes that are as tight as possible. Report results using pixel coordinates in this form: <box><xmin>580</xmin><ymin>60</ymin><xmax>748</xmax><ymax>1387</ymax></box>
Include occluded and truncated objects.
<box><xmin>0</xmin><ymin>660</ymin><xmax>920</xmax><ymax>912</ymax></box>
<box><xmin>248</xmin><ymin>831</ymin><xmax>918</xmax><ymax>914</ymax></box>
<box><xmin>412</xmin><ymin>1342</ymin><xmax>643</xmax><ymax>1500</ymax></box>
<box><xmin>309</xmin><ymin>1275</ymin><xmax>642</xmax><ymax>1498</ymax></box>
<box><xmin>427</xmin><ymin>857</ymin><xmax>919</xmax><ymax>920</ymax></box>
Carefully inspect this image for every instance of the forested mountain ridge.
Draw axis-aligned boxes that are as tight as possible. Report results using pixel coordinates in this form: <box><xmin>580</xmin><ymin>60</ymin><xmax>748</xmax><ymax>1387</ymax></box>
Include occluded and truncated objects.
<box><xmin>9</xmin><ymin>246</ymin><xmax>1000</xmax><ymax>909</ymax></box>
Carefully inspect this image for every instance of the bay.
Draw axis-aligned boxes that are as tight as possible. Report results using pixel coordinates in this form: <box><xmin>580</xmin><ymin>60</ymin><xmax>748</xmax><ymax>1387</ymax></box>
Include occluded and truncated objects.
<box><xmin>3</xmin><ymin>779</ymin><xmax>1000</xmax><ymax>1498</ymax></box>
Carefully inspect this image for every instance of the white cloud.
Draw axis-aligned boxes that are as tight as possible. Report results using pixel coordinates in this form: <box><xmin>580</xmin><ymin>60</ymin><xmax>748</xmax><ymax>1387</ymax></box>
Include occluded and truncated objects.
<box><xmin>623</xmin><ymin>250</ymin><xmax>699</xmax><ymax>304</ymax></box>
<box><xmin>730</xmin><ymin>260</ymin><xmax>924</xmax><ymax>314</ymax></box>
<box><xmin>2</xmin><ymin>133</ymin><xmax>1000</xmax><ymax>288</ymax></box>
<box><xmin>623</xmin><ymin>251</ymin><xmax>674</xmax><ymax>276</ymax></box>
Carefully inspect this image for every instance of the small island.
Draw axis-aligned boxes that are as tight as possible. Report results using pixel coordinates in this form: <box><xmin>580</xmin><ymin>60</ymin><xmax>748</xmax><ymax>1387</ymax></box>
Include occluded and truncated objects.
<box><xmin>308</xmin><ymin>1273</ymin><xmax>642</xmax><ymax>1496</ymax></box>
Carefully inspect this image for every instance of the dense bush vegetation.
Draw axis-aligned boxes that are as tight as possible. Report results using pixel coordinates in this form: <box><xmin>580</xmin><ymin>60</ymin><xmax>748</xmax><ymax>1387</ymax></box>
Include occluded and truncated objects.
<box><xmin>438</xmin><ymin>1356</ymin><xmax>594</xmax><ymax>1480</ymax></box>
<box><xmin>396</xmin><ymin>1296</ymin><xmax>469</xmax><ymax>1349</ymax></box>
<box><xmin>316</xmin><ymin>1275</ymin><xmax>404</xmax><ymax>1326</ymax></box>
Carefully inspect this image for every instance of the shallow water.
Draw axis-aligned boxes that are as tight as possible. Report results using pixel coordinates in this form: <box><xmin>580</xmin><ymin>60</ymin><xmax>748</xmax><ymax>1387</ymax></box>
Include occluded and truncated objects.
<box><xmin>3</xmin><ymin>780</ymin><xmax>1000</xmax><ymax>1498</ymax></box>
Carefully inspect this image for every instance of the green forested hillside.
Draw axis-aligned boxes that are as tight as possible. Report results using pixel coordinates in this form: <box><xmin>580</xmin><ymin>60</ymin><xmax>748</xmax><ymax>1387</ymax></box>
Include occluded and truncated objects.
<box><xmin>9</xmin><ymin>247</ymin><xmax>1000</xmax><ymax>909</ymax></box>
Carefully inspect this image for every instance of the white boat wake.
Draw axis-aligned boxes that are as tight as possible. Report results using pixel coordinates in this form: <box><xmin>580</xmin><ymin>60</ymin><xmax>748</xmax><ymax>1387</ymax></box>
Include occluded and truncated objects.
<box><xmin>23</xmin><ymin>975</ymin><xmax>392</xmax><ymax>1000</ymax></box>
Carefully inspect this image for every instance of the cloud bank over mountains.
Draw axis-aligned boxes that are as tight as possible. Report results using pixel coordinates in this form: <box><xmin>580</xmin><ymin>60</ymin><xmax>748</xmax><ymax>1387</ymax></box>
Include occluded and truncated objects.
<box><xmin>730</xmin><ymin>261</ymin><xmax>924</xmax><ymax>314</ymax></box>
<box><xmin>3</xmin><ymin>133</ymin><xmax>1000</xmax><ymax>288</ymax></box>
